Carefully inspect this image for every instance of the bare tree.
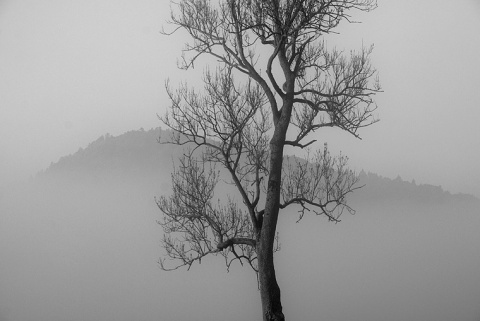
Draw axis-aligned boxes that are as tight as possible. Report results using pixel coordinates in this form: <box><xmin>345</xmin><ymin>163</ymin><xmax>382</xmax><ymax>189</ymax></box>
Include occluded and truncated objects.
<box><xmin>156</xmin><ymin>1</ymin><xmax>380</xmax><ymax>320</ymax></box>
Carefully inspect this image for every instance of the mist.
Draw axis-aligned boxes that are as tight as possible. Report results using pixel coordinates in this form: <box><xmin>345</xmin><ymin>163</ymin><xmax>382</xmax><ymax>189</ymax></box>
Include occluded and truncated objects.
<box><xmin>1</xmin><ymin>173</ymin><xmax>260</xmax><ymax>321</ymax></box>
<box><xmin>1</xmin><ymin>0</ymin><xmax>480</xmax><ymax>198</ymax></box>
<box><xmin>1</xmin><ymin>129</ymin><xmax>479</xmax><ymax>321</ymax></box>
<box><xmin>2</xmin><ymin>0</ymin><xmax>480</xmax><ymax>319</ymax></box>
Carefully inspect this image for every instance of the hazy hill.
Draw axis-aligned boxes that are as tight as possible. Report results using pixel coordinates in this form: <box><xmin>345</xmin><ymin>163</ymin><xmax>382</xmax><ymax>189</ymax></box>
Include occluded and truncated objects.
<box><xmin>38</xmin><ymin>128</ymin><xmax>177</xmax><ymax>185</ymax></box>
<box><xmin>2</xmin><ymin>128</ymin><xmax>479</xmax><ymax>321</ymax></box>
<box><xmin>353</xmin><ymin>171</ymin><xmax>477</xmax><ymax>204</ymax></box>
<box><xmin>40</xmin><ymin>127</ymin><xmax>477</xmax><ymax>204</ymax></box>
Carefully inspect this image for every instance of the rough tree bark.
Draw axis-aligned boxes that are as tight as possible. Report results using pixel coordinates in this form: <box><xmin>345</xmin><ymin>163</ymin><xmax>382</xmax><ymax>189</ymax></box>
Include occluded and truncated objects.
<box><xmin>156</xmin><ymin>1</ymin><xmax>380</xmax><ymax>320</ymax></box>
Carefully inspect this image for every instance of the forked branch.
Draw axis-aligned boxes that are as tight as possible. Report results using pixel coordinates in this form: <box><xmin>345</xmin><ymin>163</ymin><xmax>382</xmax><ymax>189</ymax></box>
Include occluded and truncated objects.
<box><xmin>281</xmin><ymin>144</ymin><xmax>360</xmax><ymax>222</ymax></box>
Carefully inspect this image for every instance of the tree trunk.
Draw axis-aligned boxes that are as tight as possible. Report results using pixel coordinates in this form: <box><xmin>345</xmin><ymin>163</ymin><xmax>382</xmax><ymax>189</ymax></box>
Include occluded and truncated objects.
<box><xmin>258</xmin><ymin>240</ymin><xmax>284</xmax><ymax>321</ymax></box>
<box><xmin>257</xmin><ymin>122</ymin><xmax>289</xmax><ymax>321</ymax></box>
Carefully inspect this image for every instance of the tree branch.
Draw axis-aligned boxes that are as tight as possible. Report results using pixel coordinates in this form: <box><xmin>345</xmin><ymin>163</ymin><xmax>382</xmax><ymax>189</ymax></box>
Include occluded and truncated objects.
<box><xmin>217</xmin><ymin>237</ymin><xmax>256</xmax><ymax>250</ymax></box>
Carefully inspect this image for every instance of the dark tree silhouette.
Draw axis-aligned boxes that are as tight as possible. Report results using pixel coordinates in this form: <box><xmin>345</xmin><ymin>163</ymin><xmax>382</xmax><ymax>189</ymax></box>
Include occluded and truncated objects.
<box><xmin>156</xmin><ymin>1</ymin><xmax>380</xmax><ymax>320</ymax></box>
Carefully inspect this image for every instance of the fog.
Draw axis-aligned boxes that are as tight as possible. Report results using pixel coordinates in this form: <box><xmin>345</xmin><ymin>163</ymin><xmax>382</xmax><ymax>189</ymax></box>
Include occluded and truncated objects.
<box><xmin>2</xmin><ymin>0</ymin><xmax>480</xmax><ymax>320</ymax></box>
<box><xmin>1</xmin><ymin>0</ymin><xmax>480</xmax><ymax>197</ymax></box>
<box><xmin>1</xmin><ymin>175</ymin><xmax>260</xmax><ymax>321</ymax></box>
<box><xmin>1</xmin><ymin>132</ymin><xmax>479</xmax><ymax>320</ymax></box>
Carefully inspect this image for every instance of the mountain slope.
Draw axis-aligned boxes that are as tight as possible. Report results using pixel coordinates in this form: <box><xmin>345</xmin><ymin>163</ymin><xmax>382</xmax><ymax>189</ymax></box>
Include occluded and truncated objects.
<box><xmin>40</xmin><ymin>127</ymin><xmax>477</xmax><ymax>204</ymax></box>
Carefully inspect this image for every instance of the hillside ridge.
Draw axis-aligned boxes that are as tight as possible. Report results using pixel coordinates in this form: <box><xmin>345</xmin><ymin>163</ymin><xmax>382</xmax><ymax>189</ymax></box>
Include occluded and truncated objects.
<box><xmin>39</xmin><ymin>127</ymin><xmax>478</xmax><ymax>203</ymax></box>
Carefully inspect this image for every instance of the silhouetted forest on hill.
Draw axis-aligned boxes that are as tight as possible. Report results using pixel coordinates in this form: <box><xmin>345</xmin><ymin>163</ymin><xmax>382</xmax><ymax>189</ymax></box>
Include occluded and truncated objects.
<box><xmin>39</xmin><ymin>127</ymin><xmax>477</xmax><ymax>205</ymax></box>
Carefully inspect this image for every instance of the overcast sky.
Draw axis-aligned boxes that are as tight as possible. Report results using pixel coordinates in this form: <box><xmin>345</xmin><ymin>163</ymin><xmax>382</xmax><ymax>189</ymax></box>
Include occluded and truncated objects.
<box><xmin>1</xmin><ymin>0</ymin><xmax>480</xmax><ymax>197</ymax></box>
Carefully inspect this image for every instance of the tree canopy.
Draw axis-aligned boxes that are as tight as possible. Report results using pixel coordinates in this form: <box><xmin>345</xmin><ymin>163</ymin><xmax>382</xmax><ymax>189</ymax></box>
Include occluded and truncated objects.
<box><xmin>157</xmin><ymin>1</ymin><xmax>380</xmax><ymax>320</ymax></box>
